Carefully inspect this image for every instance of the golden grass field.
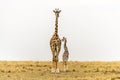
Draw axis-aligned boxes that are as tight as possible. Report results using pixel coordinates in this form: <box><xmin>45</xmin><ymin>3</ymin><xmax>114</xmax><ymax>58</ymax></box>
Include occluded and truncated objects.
<box><xmin>0</xmin><ymin>61</ymin><xmax>120</xmax><ymax>80</ymax></box>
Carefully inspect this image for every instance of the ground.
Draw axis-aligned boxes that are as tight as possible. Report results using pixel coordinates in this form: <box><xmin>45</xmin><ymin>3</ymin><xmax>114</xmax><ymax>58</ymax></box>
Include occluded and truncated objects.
<box><xmin>0</xmin><ymin>61</ymin><xmax>120</xmax><ymax>80</ymax></box>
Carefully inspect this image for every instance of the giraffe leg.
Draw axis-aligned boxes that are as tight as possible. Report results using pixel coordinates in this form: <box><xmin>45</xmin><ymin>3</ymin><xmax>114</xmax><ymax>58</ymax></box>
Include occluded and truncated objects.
<box><xmin>63</xmin><ymin>64</ymin><xmax>66</xmax><ymax>72</ymax></box>
<box><xmin>66</xmin><ymin>61</ymin><xmax>68</xmax><ymax>71</ymax></box>
<box><xmin>51</xmin><ymin>55</ymin><xmax>56</xmax><ymax>73</ymax></box>
<box><xmin>51</xmin><ymin>47</ymin><xmax>56</xmax><ymax>73</ymax></box>
<box><xmin>64</xmin><ymin>61</ymin><xmax>67</xmax><ymax>72</ymax></box>
<box><xmin>55</xmin><ymin>46</ymin><xmax>61</xmax><ymax>73</ymax></box>
<box><xmin>65</xmin><ymin>61</ymin><xmax>69</xmax><ymax>71</ymax></box>
<box><xmin>55</xmin><ymin>56</ymin><xmax>60</xmax><ymax>73</ymax></box>
<box><xmin>62</xmin><ymin>60</ymin><xmax>65</xmax><ymax>72</ymax></box>
<box><xmin>63</xmin><ymin>61</ymin><xmax>65</xmax><ymax>71</ymax></box>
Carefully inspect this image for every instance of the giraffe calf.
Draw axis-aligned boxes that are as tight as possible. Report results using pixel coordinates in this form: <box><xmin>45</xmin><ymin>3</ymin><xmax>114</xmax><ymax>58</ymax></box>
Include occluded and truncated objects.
<box><xmin>62</xmin><ymin>37</ymin><xmax>69</xmax><ymax>72</ymax></box>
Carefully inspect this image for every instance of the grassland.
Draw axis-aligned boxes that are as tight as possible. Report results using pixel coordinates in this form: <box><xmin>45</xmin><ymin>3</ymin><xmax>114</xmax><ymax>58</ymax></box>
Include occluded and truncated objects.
<box><xmin>0</xmin><ymin>61</ymin><xmax>120</xmax><ymax>80</ymax></box>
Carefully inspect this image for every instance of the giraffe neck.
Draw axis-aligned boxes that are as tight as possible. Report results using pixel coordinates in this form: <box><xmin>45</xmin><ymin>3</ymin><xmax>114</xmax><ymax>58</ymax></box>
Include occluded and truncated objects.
<box><xmin>64</xmin><ymin>39</ymin><xmax>68</xmax><ymax>51</ymax></box>
<box><xmin>55</xmin><ymin>16</ymin><xmax>58</xmax><ymax>34</ymax></box>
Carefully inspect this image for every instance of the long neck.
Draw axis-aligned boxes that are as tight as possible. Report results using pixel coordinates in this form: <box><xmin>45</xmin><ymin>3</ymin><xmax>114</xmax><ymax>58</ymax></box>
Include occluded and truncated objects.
<box><xmin>64</xmin><ymin>39</ymin><xmax>68</xmax><ymax>51</ymax></box>
<box><xmin>55</xmin><ymin>16</ymin><xmax>58</xmax><ymax>34</ymax></box>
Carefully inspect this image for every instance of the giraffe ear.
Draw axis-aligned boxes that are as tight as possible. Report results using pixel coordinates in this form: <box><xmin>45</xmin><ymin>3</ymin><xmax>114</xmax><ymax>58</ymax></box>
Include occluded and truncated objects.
<box><xmin>59</xmin><ymin>10</ymin><xmax>61</xmax><ymax>13</ymax></box>
<box><xmin>53</xmin><ymin>10</ymin><xmax>55</xmax><ymax>13</ymax></box>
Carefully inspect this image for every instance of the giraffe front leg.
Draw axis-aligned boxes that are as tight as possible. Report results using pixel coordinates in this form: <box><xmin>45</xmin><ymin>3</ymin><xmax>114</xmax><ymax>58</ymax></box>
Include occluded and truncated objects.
<box><xmin>66</xmin><ymin>62</ymin><xmax>68</xmax><ymax>71</ymax></box>
<box><xmin>65</xmin><ymin>61</ymin><xmax>68</xmax><ymax>72</ymax></box>
<box><xmin>51</xmin><ymin>54</ymin><xmax>56</xmax><ymax>73</ymax></box>
<box><xmin>63</xmin><ymin>61</ymin><xmax>65</xmax><ymax>72</ymax></box>
<box><xmin>63</xmin><ymin>64</ymin><xmax>66</xmax><ymax>72</ymax></box>
<box><xmin>55</xmin><ymin>46</ymin><xmax>61</xmax><ymax>73</ymax></box>
<box><xmin>55</xmin><ymin>56</ymin><xmax>60</xmax><ymax>73</ymax></box>
<box><xmin>64</xmin><ymin>61</ymin><xmax>67</xmax><ymax>72</ymax></box>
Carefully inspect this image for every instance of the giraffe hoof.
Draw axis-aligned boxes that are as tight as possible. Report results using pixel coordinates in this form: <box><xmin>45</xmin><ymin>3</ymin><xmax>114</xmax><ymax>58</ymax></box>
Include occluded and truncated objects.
<box><xmin>56</xmin><ymin>69</ymin><xmax>60</xmax><ymax>73</ymax></box>
<box><xmin>51</xmin><ymin>68</ymin><xmax>55</xmax><ymax>73</ymax></box>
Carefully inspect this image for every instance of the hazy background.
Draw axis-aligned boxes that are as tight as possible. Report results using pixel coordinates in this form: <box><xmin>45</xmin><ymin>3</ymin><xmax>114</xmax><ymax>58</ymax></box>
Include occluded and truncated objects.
<box><xmin>0</xmin><ymin>0</ymin><xmax>120</xmax><ymax>61</ymax></box>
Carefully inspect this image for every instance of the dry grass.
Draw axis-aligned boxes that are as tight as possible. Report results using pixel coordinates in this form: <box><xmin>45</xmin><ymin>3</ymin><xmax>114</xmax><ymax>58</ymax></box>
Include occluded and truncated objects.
<box><xmin>0</xmin><ymin>61</ymin><xmax>120</xmax><ymax>80</ymax></box>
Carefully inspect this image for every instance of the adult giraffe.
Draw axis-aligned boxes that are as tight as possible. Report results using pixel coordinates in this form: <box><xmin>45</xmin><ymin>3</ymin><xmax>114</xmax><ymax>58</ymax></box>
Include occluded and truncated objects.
<box><xmin>50</xmin><ymin>9</ymin><xmax>61</xmax><ymax>73</ymax></box>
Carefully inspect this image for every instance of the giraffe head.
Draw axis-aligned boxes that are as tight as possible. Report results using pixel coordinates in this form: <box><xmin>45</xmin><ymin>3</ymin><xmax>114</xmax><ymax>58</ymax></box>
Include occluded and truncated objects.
<box><xmin>62</xmin><ymin>37</ymin><xmax>67</xmax><ymax>42</ymax></box>
<box><xmin>53</xmin><ymin>8</ymin><xmax>61</xmax><ymax>17</ymax></box>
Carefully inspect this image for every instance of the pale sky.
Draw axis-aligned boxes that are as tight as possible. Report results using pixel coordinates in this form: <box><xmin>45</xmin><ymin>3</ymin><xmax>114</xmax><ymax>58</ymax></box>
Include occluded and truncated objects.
<box><xmin>0</xmin><ymin>0</ymin><xmax>120</xmax><ymax>61</ymax></box>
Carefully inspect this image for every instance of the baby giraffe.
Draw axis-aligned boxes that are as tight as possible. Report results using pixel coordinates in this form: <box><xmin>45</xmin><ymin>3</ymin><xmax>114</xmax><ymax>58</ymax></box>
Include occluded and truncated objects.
<box><xmin>62</xmin><ymin>37</ymin><xmax>69</xmax><ymax>72</ymax></box>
